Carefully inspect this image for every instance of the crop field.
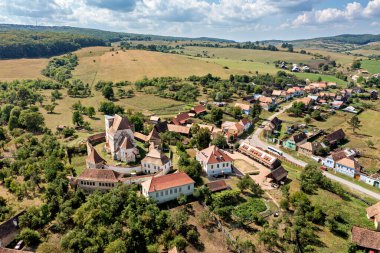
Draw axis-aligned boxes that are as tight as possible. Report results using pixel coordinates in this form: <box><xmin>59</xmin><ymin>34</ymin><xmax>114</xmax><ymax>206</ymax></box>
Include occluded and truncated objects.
<box><xmin>0</xmin><ymin>58</ymin><xmax>49</xmax><ymax>81</ymax></box>
<box><xmin>361</xmin><ymin>59</ymin><xmax>380</xmax><ymax>74</ymax></box>
<box><xmin>72</xmin><ymin>47</ymin><xmax>233</xmax><ymax>84</ymax></box>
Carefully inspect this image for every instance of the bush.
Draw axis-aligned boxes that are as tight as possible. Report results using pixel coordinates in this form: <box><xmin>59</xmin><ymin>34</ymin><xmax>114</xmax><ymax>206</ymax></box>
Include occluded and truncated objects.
<box><xmin>18</xmin><ymin>228</ymin><xmax>41</xmax><ymax>246</ymax></box>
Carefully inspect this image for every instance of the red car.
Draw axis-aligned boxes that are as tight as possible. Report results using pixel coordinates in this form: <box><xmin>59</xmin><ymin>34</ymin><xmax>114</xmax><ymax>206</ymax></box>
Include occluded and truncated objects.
<box><xmin>320</xmin><ymin>166</ymin><xmax>328</xmax><ymax>171</ymax></box>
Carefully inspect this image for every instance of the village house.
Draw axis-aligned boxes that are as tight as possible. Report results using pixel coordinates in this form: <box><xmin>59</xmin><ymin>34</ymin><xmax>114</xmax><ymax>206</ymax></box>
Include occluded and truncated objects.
<box><xmin>205</xmin><ymin>180</ymin><xmax>229</xmax><ymax>192</ymax></box>
<box><xmin>330</xmin><ymin>100</ymin><xmax>344</xmax><ymax>109</ymax></box>
<box><xmin>172</xmin><ymin>113</ymin><xmax>191</xmax><ymax>126</ymax></box>
<box><xmin>287</xmin><ymin>87</ymin><xmax>304</xmax><ymax>97</ymax></box>
<box><xmin>265</xmin><ymin>165</ymin><xmax>288</xmax><ymax>183</ymax></box>
<box><xmin>324</xmin><ymin>128</ymin><xmax>346</xmax><ymax>146</ymax></box>
<box><xmin>167</xmin><ymin>124</ymin><xmax>191</xmax><ymax>136</ymax></box>
<box><xmin>75</xmin><ymin>168</ymin><xmax>120</xmax><ymax>191</ymax></box>
<box><xmin>360</xmin><ymin>173</ymin><xmax>380</xmax><ymax>188</ymax></box>
<box><xmin>283</xmin><ymin>132</ymin><xmax>308</xmax><ymax>150</ymax></box>
<box><xmin>335</xmin><ymin>157</ymin><xmax>361</xmax><ymax>178</ymax></box>
<box><xmin>297</xmin><ymin>97</ymin><xmax>313</xmax><ymax>108</ymax></box>
<box><xmin>239</xmin><ymin>117</ymin><xmax>252</xmax><ymax>131</ymax></box>
<box><xmin>190</xmin><ymin>104</ymin><xmax>207</xmax><ymax>117</ymax></box>
<box><xmin>297</xmin><ymin>141</ymin><xmax>322</xmax><ymax>156</ymax></box>
<box><xmin>141</xmin><ymin>172</ymin><xmax>195</xmax><ymax>204</ymax></box>
<box><xmin>351</xmin><ymin>226</ymin><xmax>380</xmax><ymax>253</ymax></box>
<box><xmin>257</xmin><ymin>96</ymin><xmax>276</xmax><ymax>111</ymax></box>
<box><xmin>264</xmin><ymin>117</ymin><xmax>282</xmax><ymax>135</ymax></box>
<box><xmin>196</xmin><ymin>145</ymin><xmax>233</xmax><ymax>176</ymax></box>
<box><xmin>322</xmin><ymin>149</ymin><xmax>349</xmax><ymax>169</ymax></box>
<box><xmin>149</xmin><ymin>115</ymin><xmax>161</xmax><ymax>124</ymax></box>
<box><xmin>366</xmin><ymin>202</ymin><xmax>380</xmax><ymax>231</ymax></box>
<box><xmin>221</xmin><ymin>121</ymin><xmax>244</xmax><ymax>140</ymax></box>
<box><xmin>234</xmin><ymin>102</ymin><xmax>251</xmax><ymax>115</ymax></box>
<box><xmin>104</xmin><ymin>114</ymin><xmax>139</xmax><ymax>163</ymax></box>
<box><xmin>141</xmin><ymin>143</ymin><xmax>172</xmax><ymax>175</ymax></box>
<box><xmin>239</xmin><ymin>143</ymin><xmax>281</xmax><ymax>169</ymax></box>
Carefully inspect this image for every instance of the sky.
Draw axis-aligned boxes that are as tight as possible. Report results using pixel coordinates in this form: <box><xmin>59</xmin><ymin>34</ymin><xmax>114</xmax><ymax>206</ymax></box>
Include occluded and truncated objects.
<box><xmin>0</xmin><ymin>0</ymin><xmax>379</xmax><ymax>41</ymax></box>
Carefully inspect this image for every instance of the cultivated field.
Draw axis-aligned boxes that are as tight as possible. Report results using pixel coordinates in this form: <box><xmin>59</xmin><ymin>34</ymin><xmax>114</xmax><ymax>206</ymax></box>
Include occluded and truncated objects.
<box><xmin>0</xmin><ymin>58</ymin><xmax>49</xmax><ymax>81</ymax></box>
<box><xmin>72</xmin><ymin>47</ymin><xmax>233</xmax><ymax>84</ymax></box>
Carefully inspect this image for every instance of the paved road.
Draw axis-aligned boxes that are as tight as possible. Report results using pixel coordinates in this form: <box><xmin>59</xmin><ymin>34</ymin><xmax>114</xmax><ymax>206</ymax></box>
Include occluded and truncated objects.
<box><xmin>242</xmin><ymin>103</ymin><xmax>307</xmax><ymax>168</ymax></box>
<box><xmin>324</xmin><ymin>171</ymin><xmax>380</xmax><ymax>200</ymax></box>
<box><xmin>240</xmin><ymin>102</ymin><xmax>380</xmax><ymax>200</ymax></box>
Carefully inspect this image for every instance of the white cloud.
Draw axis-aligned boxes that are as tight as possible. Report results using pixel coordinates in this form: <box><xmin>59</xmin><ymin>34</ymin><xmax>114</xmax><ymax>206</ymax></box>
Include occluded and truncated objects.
<box><xmin>293</xmin><ymin>0</ymin><xmax>380</xmax><ymax>27</ymax></box>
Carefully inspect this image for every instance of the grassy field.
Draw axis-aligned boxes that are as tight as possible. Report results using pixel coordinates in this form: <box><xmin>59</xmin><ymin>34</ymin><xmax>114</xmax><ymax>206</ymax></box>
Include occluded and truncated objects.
<box><xmin>72</xmin><ymin>47</ymin><xmax>234</xmax><ymax>84</ymax></box>
<box><xmin>283</xmin><ymin>164</ymin><xmax>374</xmax><ymax>253</ymax></box>
<box><xmin>0</xmin><ymin>58</ymin><xmax>49</xmax><ymax>81</ymax></box>
<box><xmin>361</xmin><ymin>59</ymin><xmax>380</xmax><ymax>74</ymax></box>
<box><xmin>293</xmin><ymin>72</ymin><xmax>347</xmax><ymax>85</ymax></box>
<box><xmin>40</xmin><ymin>90</ymin><xmax>188</xmax><ymax>132</ymax></box>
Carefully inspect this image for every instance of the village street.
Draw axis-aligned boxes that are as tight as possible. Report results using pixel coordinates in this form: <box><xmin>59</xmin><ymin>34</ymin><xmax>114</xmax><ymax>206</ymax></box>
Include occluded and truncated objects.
<box><xmin>240</xmin><ymin>103</ymin><xmax>380</xmax><ymax>200</ymax></box>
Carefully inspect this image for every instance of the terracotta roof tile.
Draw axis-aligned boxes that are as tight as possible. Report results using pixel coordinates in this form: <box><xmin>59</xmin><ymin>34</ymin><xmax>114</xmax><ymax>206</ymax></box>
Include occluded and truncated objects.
<box><xmin>172</xmin><ymin>113</ymin><xmax>190</xmax><ymax>125</ymax></box>
<box><xmin>78</xmin><ymin>169</ymin><xmax>118</xmax><ymax>182</ymax></box>
<box><xmin>145</xmin><ymin>172</ymin><xmax>194</xmax><ymax>192</ymax></box>
<box><xmin>367</xmin><ymin>202</ymin><xmax>380</xmax><ymax>220</ymax></box>
<box><xmin>86</xmin><ymin>147</ymin><xmax>106</xmax><ymax>164</ymax></box>
<box><xmin>192</xmin><ymin>105</ymin><xmax>207</xmax><ymax>114</ymax></box>
<box><xmin>198</xmin><ymin>145</ymin><xmax>233</xmax><ymax>165</ymax></box>
<box><xmin>205</xmin><ymin>180</ymin><xmax>229</xmax><ymax>192</ymax></box>
<box><xmin>352</xmin><ymin>226</ymin><xmax>380</xmax><ymax>250</ymax></box>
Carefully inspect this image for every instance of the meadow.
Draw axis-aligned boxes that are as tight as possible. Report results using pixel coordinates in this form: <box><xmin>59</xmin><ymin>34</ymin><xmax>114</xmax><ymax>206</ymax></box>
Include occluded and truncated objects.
<box><xmin>361</xmin><ymin>59</ymin><xmax>380</xmax><ymax>74</ymax></box>
<box><xmin>72</xmin><ymin>47</ymin><xmax>234</xmax><ymax>84</ymax></box>
<box><xmin>0</xmin><ymin>58</ymin><xmax>48</xmax><ymax>81</ymax></box>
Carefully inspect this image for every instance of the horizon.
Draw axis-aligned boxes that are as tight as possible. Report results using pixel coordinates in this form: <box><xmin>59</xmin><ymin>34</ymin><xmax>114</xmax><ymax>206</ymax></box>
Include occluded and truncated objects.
<box><xmin>2</xmin><ymin>22</ymin><xmax>380</xmax><ymax>42</ymax></box>
<box><xmin>0</xmin><ymin>0</ymin><xmax>379</xmax><ymax>41</ymax></box>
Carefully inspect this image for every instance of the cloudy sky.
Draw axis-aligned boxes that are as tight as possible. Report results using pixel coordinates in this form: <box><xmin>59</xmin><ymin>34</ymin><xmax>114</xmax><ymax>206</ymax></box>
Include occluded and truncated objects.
<box><xmin>0</xmin><ymin>0</ymin><xmax>379</xmax><ymax>41</ymax></box>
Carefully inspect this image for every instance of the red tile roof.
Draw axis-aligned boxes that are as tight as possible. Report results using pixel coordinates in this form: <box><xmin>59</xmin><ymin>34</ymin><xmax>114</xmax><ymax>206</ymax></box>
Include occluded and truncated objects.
<box><xmin>167</xmin><ymin>124</ymin><xmax>190</xmax><ymax>135</ymax></box>
<box><xmin>172</xmin><ymin>113</ymin><xmax>190</xmax><ymax>125</ymax></box>
<box><xmin>145</xmin><ymin>172</ymin><xmax>194</xmax><ymax>192</ymax></box>
<box><xmin>109</xmin><ymin>114</ymin><xmax>131</xmax><ymax>134</ymax></box>
<box><xmin>86</xmin><ymin>147</ymin><xmax>106</xmax><ymax>164</ymax></box>
<box><xmin>205</xmin><ymin>180</ymin><xmax>229</xmax><ymax>192</ymax></box>
<box><xmin>78</xmin><ymin>169</ymin><xmax>118</xmax><ymax>182</ymax></box>
<box><xmin>197</xmin><ymin>145</ymin><xmax>233</xmax><ymax>165</ymax></box>
<box><xmin>192</xmin><ymin>105</ymin><xmax>207</xmax><ymax>114</ymax></box>
<box><xmin>352</xmin><ymin>226</ymin><xmax>380</xmax><ymax>251</ymax></box>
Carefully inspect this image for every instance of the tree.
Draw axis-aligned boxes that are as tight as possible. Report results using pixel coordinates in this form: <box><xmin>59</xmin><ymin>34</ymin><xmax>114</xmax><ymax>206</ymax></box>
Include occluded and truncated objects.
<box><xmin>129</xmin><ymin>114</ymin><xmax>144</xmax><ymax>132</ymax></box>
<box><xmin>300</xmin><ymin>165</ymin><xmax>323</xmax><ymax>194</ymax></box>
<box><xmin>250</xmin><ymin>102</ymin><xmax>262</xmax><ymax>120</ymax></box>
<box><xmin>211</xmin><ymin>133</ymin><xmax>227</xmax><ymax>148</ymax></box>
<box><xmin>192</xmin><ymin>128</ymin><xmax>211</xmax><ymax>150</ymax></box>
<box><xmin>18</xmin><ymin>228</ymin><xmax>40</xmax><ymax>246</ymax></box>
<box><xmin>347</xmin><ymin>115</ymin><xmax>361</xmax><ymax>133</ymax></box>
<box><xmin>170</xmin><ymin>235</ymin><xmax>187</xmax><ymax>251</ymax></box>
<box><xmin>311</xmin><ymin>110</ymin><xmax>322</xmax><ymax>120</ymax></box>
<box><xmin>304</xmin><ymin>115</ymin><xmax>311</xmax><ymax>125</ymax></box>
<box><xmin>250</xmin><ymin>182</ymin><xmax>264</xmax><ymax>197</ymax></box>
<box><xmin>72</xmin><ymin>111</ymin><xmax>84</xmax><ymax>126</ymax></box>
<box><xmin>287</xmin><ymin>102</ymin><xmax>305</xmax><ymax>117</ymax></box>
<box><xmin>258</xmin><ymin>227</ymin><xmax>279</xmax><ymax>250</ymax></box>
<box><xmin>18</xmin><ymin>111</ymin><xmax>44</xmax><ymax>132</ymax></box>
<box><xmin>105</xmin><ymin>239</ymin><xmax>127</xmax><ymax>253</ymax></box>
<box><xmin>237</xmin><ymin>174</ymin><xmax>252</xmax><ymax>192</ymax></box>
<box><xmin>44</xmin><ymin>104</ymin><xmax>55</xmax><ymax>114</ymax></box>
<box><xmin>102</xmin><ymin>84</ymin><xmax>115</xmax><ymax>100</ymax></box>
<box><xmin>366</xmin><ymin>140</ymin><xmax>375</xmax><ymax>149</ymax></box>
<box><xmin>210</xmin><ymin>107</ymin><xmax>223</xmax><ymax>124</ymax></box>
<box><xmin>86</xmin><ymin>106</ymin><xmax>96</xmax><ymax>118</ymax></box>
<box><xmin>352</xmin><ymin>60</ymin><xmax>361</xmax><ymax>69</ymax></box>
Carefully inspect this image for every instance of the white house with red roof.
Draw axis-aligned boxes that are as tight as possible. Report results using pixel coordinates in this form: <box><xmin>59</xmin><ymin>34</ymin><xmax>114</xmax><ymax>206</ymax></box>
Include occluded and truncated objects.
<box><xmin>196</xmin><ymin>145</ymin><xmax>233</xmax><ymax>176</ymax></box>
<box><xmin>141</xmin><ymin>172</ymin><xmax>195</xmax><ymax>203</ymax></box>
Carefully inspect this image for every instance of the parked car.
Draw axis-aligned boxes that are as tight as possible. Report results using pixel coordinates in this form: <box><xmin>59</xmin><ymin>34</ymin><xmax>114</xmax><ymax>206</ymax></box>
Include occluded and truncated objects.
<box><xmin>320</xmin><ymin>166</ymin><xmax>328</xmax><ymax>171</ymax></box>
<box><xmin>15</xmin><ymin>240</ymin><xmax>24</xmax><ymax>250</ymax></box>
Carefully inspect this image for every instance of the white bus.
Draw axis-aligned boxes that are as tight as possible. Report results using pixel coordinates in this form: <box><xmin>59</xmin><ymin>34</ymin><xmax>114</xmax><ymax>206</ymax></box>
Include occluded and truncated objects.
<box><xmin>267</xmin><ymin>146</ymin><xmax>283</xmax><ymax>156</ymax></box>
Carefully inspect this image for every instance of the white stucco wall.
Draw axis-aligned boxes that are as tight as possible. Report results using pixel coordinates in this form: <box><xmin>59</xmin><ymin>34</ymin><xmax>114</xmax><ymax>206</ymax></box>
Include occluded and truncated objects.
<box><xmin>142</xmin><ymin>183</ymin><xmax>194</xmax><ymax>204</ymax></box>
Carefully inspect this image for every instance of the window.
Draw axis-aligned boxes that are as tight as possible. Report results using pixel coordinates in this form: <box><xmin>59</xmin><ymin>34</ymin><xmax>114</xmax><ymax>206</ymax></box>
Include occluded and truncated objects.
<box><xmin>165</xmin><ymin>190</ymin><xmax>168</xmax><ymax>195</ymax></box>
<box><xmin>217</xmin><ymin>164</ymin><xmax>219</xmax><ymax>168</ymax></box>
<box><xmin>174</xmin><ymin>188</ymin><xmax>177</xmax><ymax>193</ymax></box>
<box><xmin>211</xmin><ymin>165</ymin><xmax>213</xmax><ymax>169</ymax></box>
<box><xmin>170</xmin><ymin>189</ymin><xmax>172</xmax><ymax>194</ymax></box>
<box><xmin>188</xmin><ymin>185</ymin><xmax>191</xmax><ymax>190</ymax></box>
<box><xmin>160</xmin><ymin>191</ymin><xmax>163</xmax><ymax>196</ymax></box>
<box><xmin>179</xmin><ymin>187</ymin><xmax>182</xmax><ymax>192</ymax></box>
<box><xmin>156</xmin><ymin>192</ymin><xmax>159</xmax><ymax>197</ymax></box>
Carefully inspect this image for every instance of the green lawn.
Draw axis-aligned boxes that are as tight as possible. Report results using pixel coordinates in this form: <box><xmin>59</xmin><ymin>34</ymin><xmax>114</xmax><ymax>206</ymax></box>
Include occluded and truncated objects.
<box><xmin>361</xmin><ymin>59</ymin><xmax>380</xmax><ymax>74</ymax></box>
<box><xmin>294</xmin><ymin>72</ymin><xmax>347</xmax><ymax>85</ymax></box>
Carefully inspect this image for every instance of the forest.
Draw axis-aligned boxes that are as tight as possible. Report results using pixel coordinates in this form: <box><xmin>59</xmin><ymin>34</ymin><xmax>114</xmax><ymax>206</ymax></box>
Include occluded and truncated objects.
<box><xmin>0</xmin><ymin>31</ymin><xmax>106</xmax><ymax>59</ymax></box>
